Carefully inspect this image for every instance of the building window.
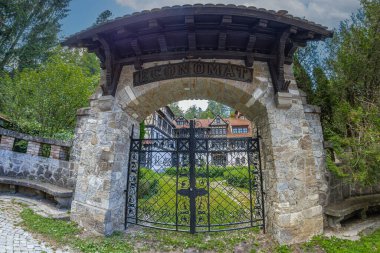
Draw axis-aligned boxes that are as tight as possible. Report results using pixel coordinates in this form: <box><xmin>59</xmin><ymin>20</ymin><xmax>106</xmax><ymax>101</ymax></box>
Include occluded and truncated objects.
<box><xmin>232</xmin><ymin>127</ymin><xmax>248</xmax><ymax>134</ymax></box>
<box><xmin>212</xmin><ymin>154</ymin><xmax>226</xmax><ymax>166</ymax></box>
<box><xmin>211</xmin><ymin>128</ymin><xmax>226</xmax><ymax>135</ymax></box>
<box><xmin>216</xmin><ymin>118</ymin><xmax>221</xmax><ymax>124</ymax></box>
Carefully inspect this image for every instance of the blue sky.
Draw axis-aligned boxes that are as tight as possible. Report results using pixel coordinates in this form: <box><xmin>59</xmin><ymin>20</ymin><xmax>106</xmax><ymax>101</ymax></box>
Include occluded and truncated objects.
<box><xmin>61</xmin><ymin>0</ymin><xmax>361</xmax><ymax>38</ymax></box>
<box><xmin>60</xmin><ymin>0</ymin><xmax>132</xmax><ymax>38</ymax></box>
<box><xmin>60</xmin><ymin>0</ymin><xmax>360</xmax><ymax>110</ymax></box>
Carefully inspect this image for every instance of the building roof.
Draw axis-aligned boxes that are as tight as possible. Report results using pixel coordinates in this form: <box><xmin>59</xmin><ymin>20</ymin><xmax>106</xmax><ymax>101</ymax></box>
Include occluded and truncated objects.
<box><xmin>62</xmin><ymin>4</ymin><xmax>333</xmax><ymax>66</ymax></box>
<box><xmin>174</xmin><ymin>116</ymin><xmax>253</xmax><ymax>138</ymax></box>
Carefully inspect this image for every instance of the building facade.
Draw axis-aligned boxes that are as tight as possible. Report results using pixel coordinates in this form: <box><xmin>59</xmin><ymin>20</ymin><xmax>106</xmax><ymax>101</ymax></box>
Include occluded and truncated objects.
<box><xmin>143</xmin><ymin>107</ymin><xmax>253</xmax><ymax>169</ymax></box>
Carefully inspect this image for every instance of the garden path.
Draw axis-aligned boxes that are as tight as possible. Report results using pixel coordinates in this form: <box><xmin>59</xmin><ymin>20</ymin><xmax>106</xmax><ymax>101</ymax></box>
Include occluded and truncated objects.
<box><xmin>0</xmin><ymin>195</ymin><xmax>72</xmax><ymax>253</ymax></box>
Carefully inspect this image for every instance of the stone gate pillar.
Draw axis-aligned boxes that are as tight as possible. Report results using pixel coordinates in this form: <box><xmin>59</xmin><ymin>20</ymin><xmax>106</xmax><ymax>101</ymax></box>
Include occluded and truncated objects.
<box><xmin>70</xmin><ymin>95</ymin><xmax>138</xmax><ymax>234</ymax></box>
<box><xmin>254</xmin><ymin>65</ymin><xmax>326</xmax><ymax>244</ymax></box>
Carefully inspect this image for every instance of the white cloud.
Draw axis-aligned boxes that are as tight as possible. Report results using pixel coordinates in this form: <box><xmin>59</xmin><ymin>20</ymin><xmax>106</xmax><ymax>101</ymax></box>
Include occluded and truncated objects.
<box><xmin>115</xmin><ymin>0</ymin><xmax>360</xmax><ymax>29</ymax></box>
<box><xmin>178</xmin><ymin>100</ymin><xmax>208</xmax><ymax>111</ymax></box>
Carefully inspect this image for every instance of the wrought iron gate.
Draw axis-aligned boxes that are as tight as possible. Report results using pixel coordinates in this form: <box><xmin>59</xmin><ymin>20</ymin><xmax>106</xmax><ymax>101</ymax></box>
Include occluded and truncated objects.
<box><xmin>125</xmin><ymin>120</ymin><xmax>265</xmax><ymax>233</ymax></box>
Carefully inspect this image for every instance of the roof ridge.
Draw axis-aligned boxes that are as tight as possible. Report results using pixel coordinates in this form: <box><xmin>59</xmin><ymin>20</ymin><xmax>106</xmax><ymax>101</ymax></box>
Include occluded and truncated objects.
<box><xmin>62</xmin><ymin>4</ymin><xmax>331</xmax><ymax>44</ymax></box>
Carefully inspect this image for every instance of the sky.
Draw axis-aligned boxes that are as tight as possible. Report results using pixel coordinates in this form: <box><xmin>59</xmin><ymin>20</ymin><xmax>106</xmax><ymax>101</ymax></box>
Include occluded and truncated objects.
<box><xmin>60</xmin><ymin>0</ymin><xmax>361</xmax><ymax>111</ymax></box>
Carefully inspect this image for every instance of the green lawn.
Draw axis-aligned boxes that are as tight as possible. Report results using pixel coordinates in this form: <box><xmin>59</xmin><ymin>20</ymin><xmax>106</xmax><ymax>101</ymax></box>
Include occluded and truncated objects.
<box><xmin>19</xmin><ymin>207</ymin><xmax>380</xmax><ymax>253</ymax></box>
<box><xmin>137</xmin><ymin>174</ymin><xmax>254</xmax><ymax>230</ymax></box>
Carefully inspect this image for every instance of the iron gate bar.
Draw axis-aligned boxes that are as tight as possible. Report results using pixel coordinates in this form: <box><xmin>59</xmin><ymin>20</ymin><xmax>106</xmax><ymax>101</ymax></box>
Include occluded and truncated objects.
<box><xmin>124</xmin><ymin>124</ymin><xmax>134</xmax><ymax>230</ymax></box>
<box><xmin>125</xmin><ymin>119</ymin><xmax>265</xmax><ymax>233</ymax></box>
<box><xmin>189</xmin><ymin>120</ymin><xmax>196</xmax><ymax>234</ymax></box>
<box><xmin>247</xmin><ymin>137</ymin><xmax>254</xmax><ymax>228</ymax></box>
<box><xmin>175</xmin><ymin>138</ymin><xmax>179</xmax><ymax>231</ymax></box>
<box><xmin>135</xmin><ymin>137</ymin><xmax>143</xmax><ymax>225</ymax></box>
<box><xmin>206</xmin><ymin>137</ymin><xmax>211</xmax><ymax>232</ymax></box>
<box><xmin>257</xmin><ymin>129</ymin><xmax>266</xmax><ymax>233</ymax></box>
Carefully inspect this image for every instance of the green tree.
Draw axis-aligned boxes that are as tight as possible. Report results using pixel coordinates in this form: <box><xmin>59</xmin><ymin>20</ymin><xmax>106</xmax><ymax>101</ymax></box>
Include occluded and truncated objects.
<box><xmin>293</xmin><ymin>55</ymin><xmax>314</xmax><ymax>104</ymax></box>
<box><xmin>95</xmin><ymin>10</ymin><xmax>113</xmax><ymax>25</ymax></box>
<box><xmin>0</xmin><ymin>47</ymin><xmax>99</xmax><ymax>139</ymax></box>
<box><xmin>199</xmin><ymin>101</ymin><xmax>231</xmax><ymax>118</ymax></box>
<box><xmin>139</xmin><ymin>121</ymin><xmax>146</xmax><ymax>139</ymax></box>
<box><xmin>325</xmin><ymin>0</ymin><xmax>380</xmax><ymax>185</ymax></box>
<box><xmin>295</xmin><ymin>0</ymin><xmax>380</xmax><ymax>185</ymax></box>
<box><xmin>184</xmin><ymin>105</ymin><xmax>202</xmax><ymax>119</ymax></box>
<box><xmin>0</xmin><ymin>0</ymin><xmax>70</xmax><ymax>71</ymax></box>
<box><xmin>168</xmin><ymin>102</ymin><xmax>183</xmax><ymax>117</ymax></box>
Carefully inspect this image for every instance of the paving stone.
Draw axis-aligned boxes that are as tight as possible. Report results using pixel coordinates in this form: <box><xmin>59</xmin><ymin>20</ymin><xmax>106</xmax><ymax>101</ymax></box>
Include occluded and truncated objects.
<box><xmin>0</xmin><ymin>198</ymin><xmax>72</xmax><ymax>253</ymax></box>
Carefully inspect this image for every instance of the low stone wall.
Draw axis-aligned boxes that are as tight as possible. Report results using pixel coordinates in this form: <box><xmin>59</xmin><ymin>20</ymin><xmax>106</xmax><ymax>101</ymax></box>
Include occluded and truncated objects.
<box><xmin>0</xmin><ymin>128</ymin><xmax>75</xmax><ymax>189</ymax></box>
<box><xmin>328</xmin><ymin>173</ymin><xmax>380</xmax><ymax>204</ymax></box>
<box><xmin>0</xmin><ymin>150</ymin><xmax>75</xmax><ymax>189</ymax></box>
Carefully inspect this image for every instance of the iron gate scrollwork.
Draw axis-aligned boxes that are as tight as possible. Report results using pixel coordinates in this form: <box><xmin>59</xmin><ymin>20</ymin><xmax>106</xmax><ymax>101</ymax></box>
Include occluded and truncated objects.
<box><xmin>125</xmin><ymin>120</ymin><xmax>265</xmax><ymax>233</ymax></box>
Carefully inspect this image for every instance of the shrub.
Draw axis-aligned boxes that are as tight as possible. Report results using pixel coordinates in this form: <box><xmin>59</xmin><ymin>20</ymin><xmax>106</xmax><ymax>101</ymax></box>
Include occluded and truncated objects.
<box><xmin>164</xmin><ymin>166</ymin><xmax>228</xmax><ymax>178</ymax></box>
<box><xmin>223</xmin><ymin>167</ymin><xmax>252</xmax><ymax>189</ymax></box>
<box><xmin>138</xmin><ymin>168</ymin><xmax>159</xmax><ymax>199</ymax></box>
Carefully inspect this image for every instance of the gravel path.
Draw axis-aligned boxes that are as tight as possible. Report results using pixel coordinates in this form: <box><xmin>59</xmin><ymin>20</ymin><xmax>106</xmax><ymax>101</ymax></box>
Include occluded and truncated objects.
<box><xmin>0</xmin><ymin>196</ymin><xmax>71</xmax><ymax>253</ymax></box>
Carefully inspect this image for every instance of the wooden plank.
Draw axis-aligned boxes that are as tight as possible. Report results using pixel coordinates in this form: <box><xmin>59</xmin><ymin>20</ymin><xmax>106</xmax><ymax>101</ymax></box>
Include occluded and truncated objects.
<box><xmin>63</xmin><ymin>6</ymin><xmax>332</xmax><ymax>46</ymax></box>
<box><xmin>246</xmin><ymin>34</ymin><xmax>256</xmax><ymax>52</ymax></box>
<box><xmin>188</xmin><ymin>32</ymin><xmax>196</xmax><ymax>50</ymax></box>
<box><xmin>158</xmin><ymin>34</ymin><xmax>168</xmax><ymax>52</ymax></box>
<box><xmin>131</xmin><ymin>39</ymin><xmax>142</xmax><ymax>56</ymax></box>
<box><xmin>115</xmin><ymin>51</ymin><xmax>275</xmax><ymax>65</ymax></box>
<box><xmin>218</xmin><ymin>32</ymin><xmax>227</xmax><ymax>50</ymax></box>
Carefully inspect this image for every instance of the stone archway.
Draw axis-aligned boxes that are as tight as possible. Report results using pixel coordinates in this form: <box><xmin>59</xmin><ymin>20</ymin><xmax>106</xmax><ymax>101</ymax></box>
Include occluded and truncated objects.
<box><xmin>70</xmin><ymin>59</ymin><xmax>327</xmax><ymax>244</ymax></box>
<box><xmin>63</xmin><ymin>4</ymin><xmax>332</xmax><ymax>244</ymax></box>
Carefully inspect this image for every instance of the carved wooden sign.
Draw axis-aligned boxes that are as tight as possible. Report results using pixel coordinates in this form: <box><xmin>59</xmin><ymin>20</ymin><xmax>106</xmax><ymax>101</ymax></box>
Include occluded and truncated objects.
<box><xmin>133</xmin><ymin>61</ymin><xmax>253</xmax><ymax>86</ymax></box>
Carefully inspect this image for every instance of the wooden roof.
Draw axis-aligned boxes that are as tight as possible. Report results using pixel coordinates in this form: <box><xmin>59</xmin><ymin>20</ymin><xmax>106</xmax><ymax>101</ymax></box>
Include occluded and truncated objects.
<box><xmin>62</xmin><ymin>4</ymin><xmax>333</xmax><ymax>96</ymax></box>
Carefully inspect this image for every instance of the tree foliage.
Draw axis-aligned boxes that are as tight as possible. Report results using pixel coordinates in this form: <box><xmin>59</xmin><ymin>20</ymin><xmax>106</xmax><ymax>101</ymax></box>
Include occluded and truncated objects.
<box><xmin>0</xmin><ymin>0</ymin><xmax>70</xmax><ymax>71</ymax></box>
<box><xmin>168</xmin><ymin>102</ymin><xmax>183</xmax><ymax>117</ymax></box>
<box><xmin>294</xmin><ymin>0</ymin><xmax>380</xmax><ymax>185</ymax></box>
<box><xmin>173</xmin><ymin>101</ymin><xmax>232</xmax><ymax>119</ymax></box>
<box><xmin>0</xmin><ymin>47</ymin><xmax>99</xmax><ymax>139</ymax></box>
<box><xmin>95</xmin><ymin>10</ymin><xmax>113</xmax><ymax>25</ymax></box>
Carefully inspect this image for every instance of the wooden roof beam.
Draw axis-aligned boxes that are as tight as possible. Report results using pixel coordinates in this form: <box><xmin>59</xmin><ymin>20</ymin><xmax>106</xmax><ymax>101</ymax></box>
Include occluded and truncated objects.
<box><xmin>115</xmin><ymin>51</ymin><xmax>276</xmax><ymax>65</ymax></box>
<box><xmin>258</xmin><ymin>19</ymin><xmax>268</xmax><ymax>28</ymax></box>
<box><xmin>131</xmin><ymin>39</ymin><xmax>142</xmax><ymax>56</ymax></box>
<box><xmin>148</xmin><ymin>19</ymin><xmax>161</xmax><ymax>29</ymax></box>
<box><xmin>218</xmin><ymin>32</ymin><xmax>227</xmax><ymax>50</ymax></box>
<box><xmin>92</xmin><ymin>35</ymin><xmax>119</xmax><ymax>96</ymax></box>
<box><xmin>185</xmin><ymin>15</ymin><xmax>195</xmax><ymax>29</ymax></box>
<box><xmin>295</xmin><ymin>31</ymin><xmax>315</xmax><ymax>40</ymax></box>
<box><xmin>117</xmin><ymin>27</ymin><xmax>127</xmax><ymax>35</ymax></box>
<box><xmin>221</xmin><ymin>15</ymin><xmax>232</xmax><ymax>26</ymax></box>
<box><xmin>188</xmin><ymin>32</ymin><xmax>196</xmax><ymax>51</ymax></box>
<box><xmin>246</xmin><ymin>34</ymin><xmax>256</xmax><ymax>52</ymax></box>
<box><xmin>158</xmin><ymin>34</ymin><xmax>168</xmax><ymax>52</ymax></box>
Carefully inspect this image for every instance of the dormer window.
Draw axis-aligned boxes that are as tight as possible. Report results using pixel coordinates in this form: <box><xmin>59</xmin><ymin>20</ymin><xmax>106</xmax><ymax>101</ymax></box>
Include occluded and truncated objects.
<box><xmin>232</xmin><ymin>127</ymin><xmax>248</xmax><ymax>134</ymax></box>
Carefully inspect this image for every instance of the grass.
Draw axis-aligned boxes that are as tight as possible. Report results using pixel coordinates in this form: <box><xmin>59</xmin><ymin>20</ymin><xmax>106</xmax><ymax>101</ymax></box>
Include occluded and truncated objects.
<box><xmin>20</xmin><ymin>208</ymin><xmax>133</xmax><ymax>252</ymax></box>
<box><xmin>273</xmin><ymin>230</ymin><xmax>380</xmax><ymax>253</ymax></box>
<box><xmin>304</xmin><ymin>232</ymin><xmax>380</xmax><ymax>253</ymax></box>
<box><xmin>18</xmin><ymin>207</ymin><xmax>380</xmax><ymax>252</ymax></box>
<box><xmin>19</xmin><ymin>207</ymin><xmax>261</xmax><ymax>252</ymax></box>
<box><xmin>20</xmin><ymin>208</ymin><xmax>80</xmax><ymax>244</ymax></box>
<box><xmin>138</xmin><ymin>175</ymin><xmax>252</xmax><ymax>229</ymax></box>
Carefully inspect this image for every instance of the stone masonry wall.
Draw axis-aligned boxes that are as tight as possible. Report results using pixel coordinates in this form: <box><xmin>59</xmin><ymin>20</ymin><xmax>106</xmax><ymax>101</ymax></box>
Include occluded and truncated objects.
<box><xmin>70</xmin><ymin>96</ymin><xmax>139</xmax><ymax>234</ymax></box>
<box><xmin>71</xmin><ymin>59</ymin><xmax>327</xmax><ymax>244</ymax></box>
<box><xmin>328</xmin><ymin>173</ymin><xmax>380</xmax><ymax>204</ymax></box>
<box><xmin>0</xmin><ymin>149</ymin><xmax>76</xmax><ymax>189</ymax></box>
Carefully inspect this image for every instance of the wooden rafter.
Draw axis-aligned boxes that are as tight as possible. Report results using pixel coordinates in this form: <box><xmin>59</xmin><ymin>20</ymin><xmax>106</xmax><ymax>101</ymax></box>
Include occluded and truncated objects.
<box><xmin>62</xmin><ymin>6</ymin><xmax>333</xmax><ymax>97</ymax></box>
